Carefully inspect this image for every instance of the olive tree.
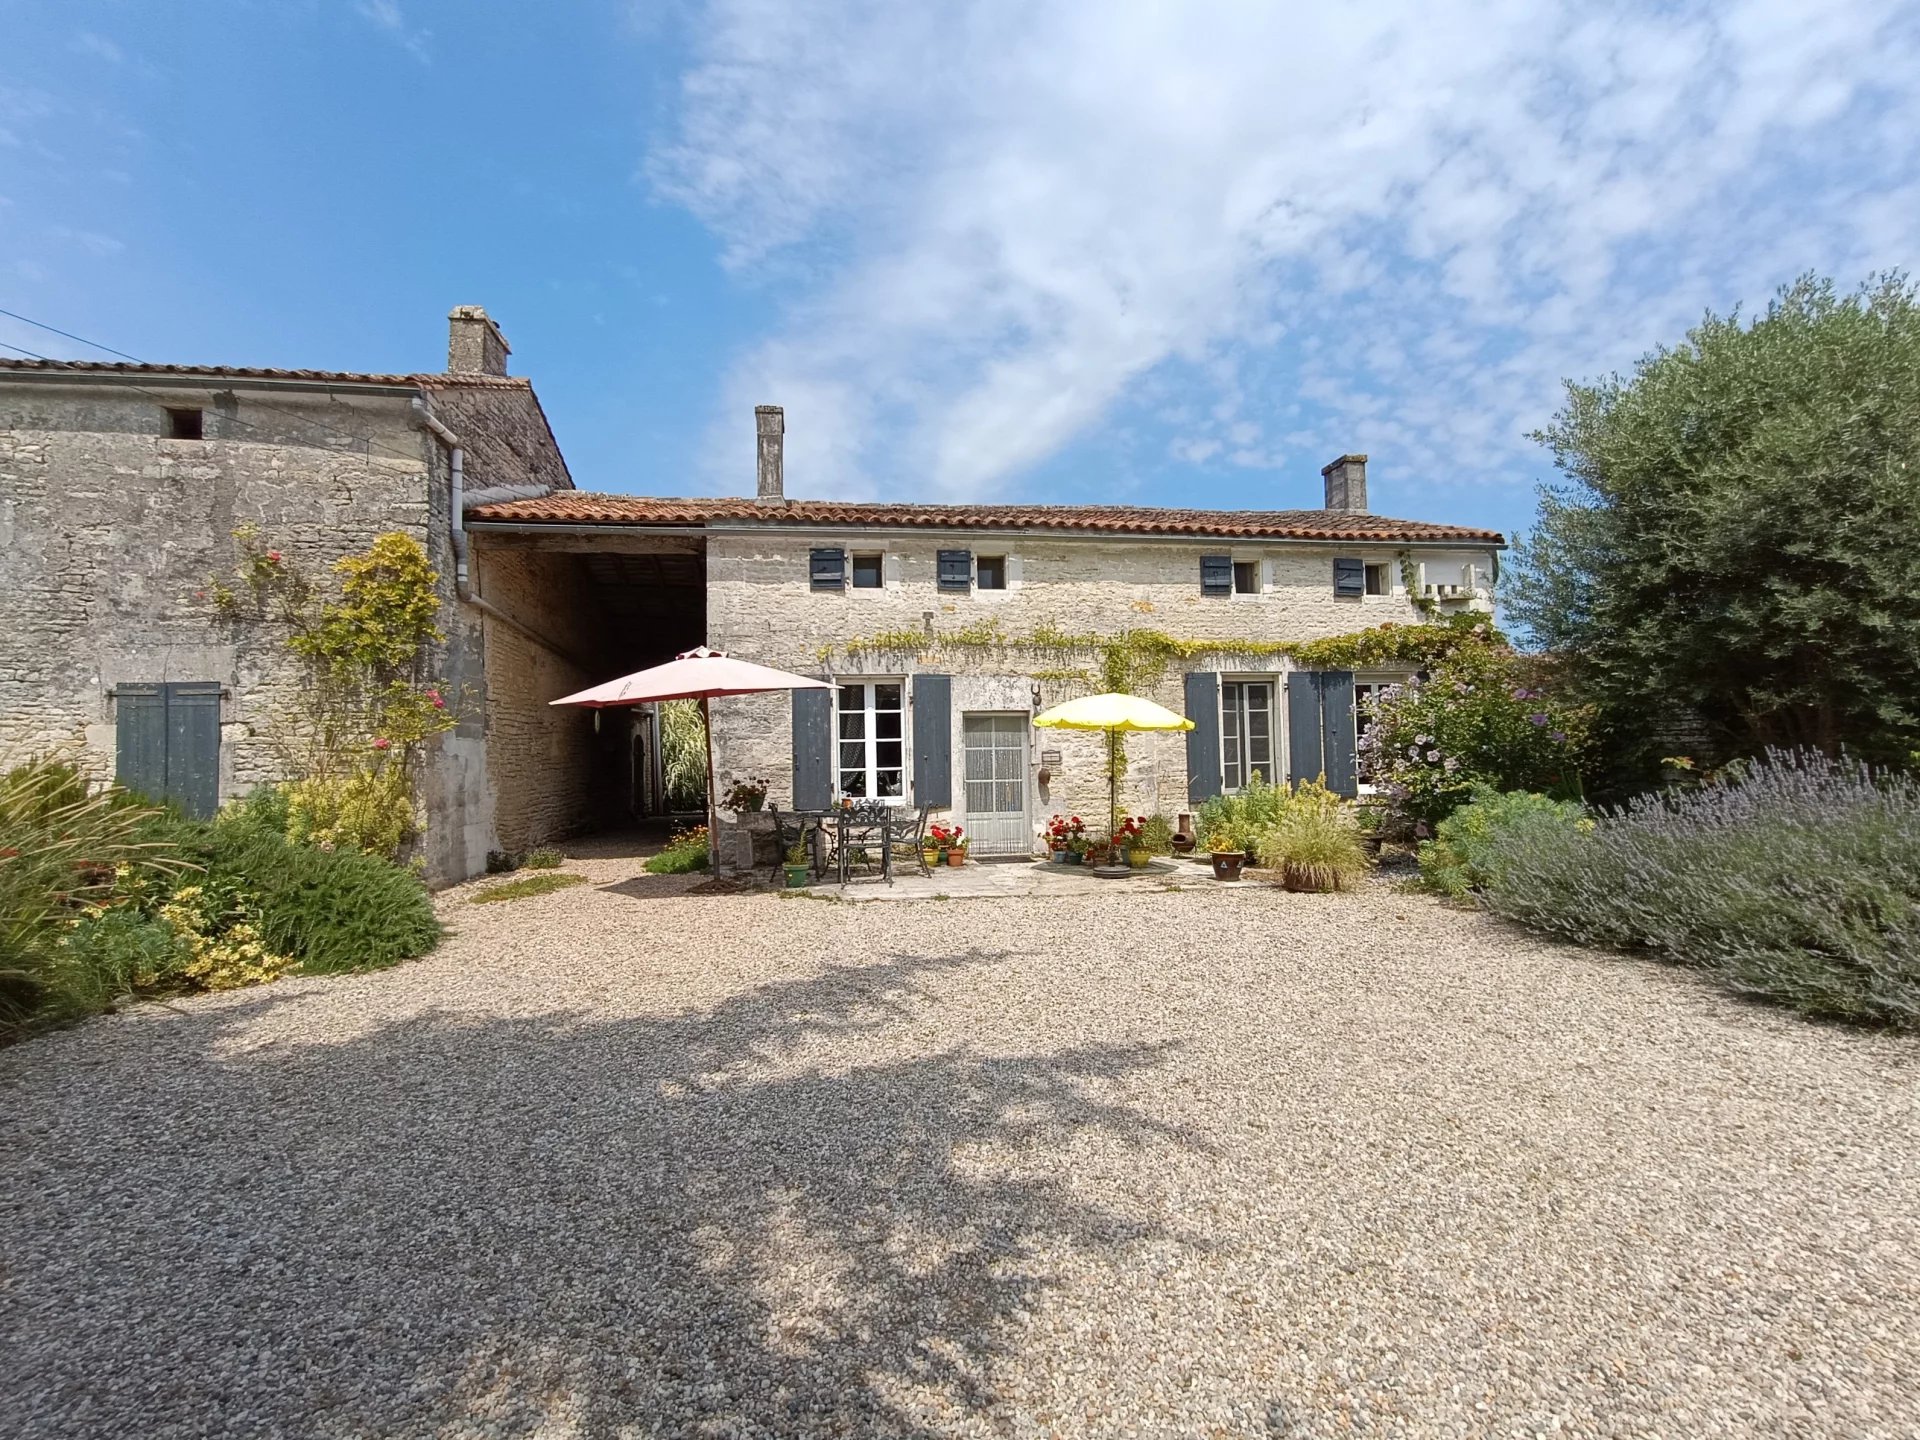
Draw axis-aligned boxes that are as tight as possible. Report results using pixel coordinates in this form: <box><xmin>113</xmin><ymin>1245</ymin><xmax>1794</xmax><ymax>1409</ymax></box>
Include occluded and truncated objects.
<box><xmin>1507</xmin><ymin>274</ymin><xmax>1920</xmax><ymax>775</ymax></box>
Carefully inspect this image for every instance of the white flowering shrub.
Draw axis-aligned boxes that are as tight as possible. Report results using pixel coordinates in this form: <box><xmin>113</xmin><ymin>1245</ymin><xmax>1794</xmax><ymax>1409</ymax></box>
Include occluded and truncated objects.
<box><xmin>1360</xmin><ymin>636</ymin><xmax>1591</xmax><ymax>825</ymax></box>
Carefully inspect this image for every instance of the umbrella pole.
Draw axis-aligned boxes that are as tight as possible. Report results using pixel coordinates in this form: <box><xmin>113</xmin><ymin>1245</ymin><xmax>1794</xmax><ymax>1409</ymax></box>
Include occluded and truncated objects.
<box><xmin>1109</xmin><ymin>727</ymin><xmax>1119</xmax><ymax>863</ymax></box>
<box><xmin>701</xmin><ymin>695</ymin><xmax>717</xmax><ymax>865</ymax></box>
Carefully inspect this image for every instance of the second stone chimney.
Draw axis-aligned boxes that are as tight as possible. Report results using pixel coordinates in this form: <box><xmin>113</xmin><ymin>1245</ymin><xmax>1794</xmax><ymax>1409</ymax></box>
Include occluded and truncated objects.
<box><xmin>755</xmin><ymin>405</ymin><xmax>785</xmax><ymax>503</ymax></box>
<box><xmin>1321</xmin><ymin>453</ymin><xmax>1369</xmax><ymax>512</ymax></box>
<box><xmin>447</xmin><ymin>305</ymin><xmax>511</xmax><ymax>377</ymax></box>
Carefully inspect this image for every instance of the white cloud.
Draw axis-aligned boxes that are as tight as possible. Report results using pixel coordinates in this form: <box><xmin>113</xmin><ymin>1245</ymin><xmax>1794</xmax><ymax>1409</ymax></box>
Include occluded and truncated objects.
<box><xmin>356</xmin><ymin>0</ymin><xmax>432</xmax><ymax>63</ymax></box>
<box><xmin>654</xmin><ymin>0</ymin><xmax>1920</xmax><ymax>505</ymax></box>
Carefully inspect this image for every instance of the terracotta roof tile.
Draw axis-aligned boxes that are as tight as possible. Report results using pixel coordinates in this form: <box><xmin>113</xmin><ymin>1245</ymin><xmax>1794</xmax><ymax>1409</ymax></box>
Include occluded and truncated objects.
<box><xmin>466</xmin><ymin>492</ymin><xmax>1504</xmax><ymax>544</ymax></box>
<box><xmin>0</xmin><ymin>358</ymin><xmax>530</xmax><ymax>389</ymax></box>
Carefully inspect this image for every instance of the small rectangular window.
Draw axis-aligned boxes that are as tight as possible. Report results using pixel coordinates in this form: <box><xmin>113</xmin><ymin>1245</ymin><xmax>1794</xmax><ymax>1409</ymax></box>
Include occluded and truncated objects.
<box><xmin>1333</xmin><ymin>557</ymin><xmax>1366</xmax><ymax>598</ymax></box>
<box><xmin>1232</xmin><ymin>561</ymin><xmax>1259</xmax><ymax>595</ymax></box>
<box><xmin>851</xmin><ymin>553</ymin><xmax>884</xmax><ymax>589</ymax></box>
<box><xmin>166</xmin><ymin>407</ymin><xmax>203</xmax><ymax>440</ymax></box>
<box><xmin>937</xmin><ymin>549</ymin><xmax>973</xmax><ymax>591</ymax></box>
<box><xmin>810</xmin><ymin>547</ymin><xmax>846</xmax><ymax>590</ymax></box>
<box><xmin>975</xmin><ymin>555</ymin><xmax>1006</xmax><ymax>590</ymax></box>
<box><xmin>1364</xmin><ymin>562</ymin><xmax>1392</xmax><ymax>596</ymax></box>
<box><xmin>1201</xmin><ymin>554</ymin><xmax>1233</xmax><ymax>596</ymax></box>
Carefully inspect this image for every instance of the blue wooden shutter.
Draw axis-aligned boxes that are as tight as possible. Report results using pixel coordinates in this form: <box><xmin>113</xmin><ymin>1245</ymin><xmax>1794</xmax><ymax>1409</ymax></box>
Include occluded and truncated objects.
<box><xmin>791</xmin><ymin>687</ymin><xmax>832</xmax><ymax>807</ymax></box>
<box><xmin>1183</xmin><ymin>672</ymin><xmax>1222</xmax><ymax>802</ymax></box>
<box><xmin>911</xmin><ymin>673</ymin><xmax>952</xmax><ymax>806</ymax></box>
<box><xmin>1200</xmin><ymin>554</ymin><xmax>1233</xmax><ymax>597</ymax></box>
<box><xmin>166</xmin><ymin>682</ymin><xmax>222</xmax><ymax>819</ymax></box>
<box><xmin>809</xmin><ymin>548</ymin><xmax>846</xmax><ymax>590</ymax></box>
<box><xmin>1286</xmin><ymin>672</ymin><xmax>1324</xmax><ymax>787</ymax></box>
<box><xmin>1316</xmin><ymin>670</ymin><xmax>1358</xmax><ymax>797</ymax></box>
<box><xmin>936</xmin><ymin>550</ymin><xmax>972</xmax><ymax>592</ymax></box>
<box><xmin>114</xmin><ymin>683</ymin><xmax>168</xmax><ymax>806</ymax></box>
<box><xmin>1333</xmin><ymin>557</ymin><xmax>1365</xmax><ymax>597</ymax></box>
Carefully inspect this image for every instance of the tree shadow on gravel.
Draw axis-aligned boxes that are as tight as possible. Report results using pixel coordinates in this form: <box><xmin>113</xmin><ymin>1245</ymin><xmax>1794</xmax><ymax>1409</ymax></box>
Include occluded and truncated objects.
<box><xmin>1</xmin><ymin>949</ymin><xmax>1200</xmax><ymax>1439</ymax></box>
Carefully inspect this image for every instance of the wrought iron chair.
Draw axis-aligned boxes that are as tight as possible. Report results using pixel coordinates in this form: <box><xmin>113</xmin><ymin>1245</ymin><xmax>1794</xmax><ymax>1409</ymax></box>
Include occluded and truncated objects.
<box><xmin>831</xmin><ymin>800</ymin><xmax>894</xmax><ymax>884</ymax></box>
<box><xmin>894</xmin><ymin>803</ymin><xmax>934</xmax><ymax>877</ymax></box>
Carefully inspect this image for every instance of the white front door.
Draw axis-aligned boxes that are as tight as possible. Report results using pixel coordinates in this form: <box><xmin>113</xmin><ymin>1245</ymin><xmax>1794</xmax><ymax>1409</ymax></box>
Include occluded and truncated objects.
<box><xmin>961</xmin><ymin>713</ymin><xmax>1029</xmax><ymax>857</ymax></box>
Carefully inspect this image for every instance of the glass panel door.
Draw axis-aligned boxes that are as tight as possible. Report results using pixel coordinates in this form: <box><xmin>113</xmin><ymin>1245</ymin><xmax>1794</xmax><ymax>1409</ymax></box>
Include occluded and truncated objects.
<box><xmin>1221</xmin><ymin>681</ymin><xmax>1275</xmax><ymax>790</ymax></box>
<box><xmin>961</xmin><ymin>713</ymin><xmax>1029</xmax><ymax>856</ymax></box>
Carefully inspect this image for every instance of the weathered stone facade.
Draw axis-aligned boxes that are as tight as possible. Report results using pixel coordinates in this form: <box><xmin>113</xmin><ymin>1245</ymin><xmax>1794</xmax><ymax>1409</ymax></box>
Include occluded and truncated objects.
<box><xmin>704</xmin><ymin>528</ymin><xmax>1497</xmax><ymax>848</ymax></box>
<box><xmin>0</xmin><ymin>312</ymin><xmax>573</xmax><ymax>885</ymax></box>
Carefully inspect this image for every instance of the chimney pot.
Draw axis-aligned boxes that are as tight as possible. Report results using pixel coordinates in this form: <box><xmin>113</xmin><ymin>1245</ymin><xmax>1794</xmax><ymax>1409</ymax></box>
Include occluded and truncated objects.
<box><xmin>1321</xmin><ymin>453</ymin><xmax>1369</xmax><ymax>512</ymax></box>
<box><xmin>755</xmin><ymin>405</ymin><xmax>785</xmax><ymax>503</ymax></box>
<box><xmin>447</xmin><ymin>305</ymin><xmax>511</xmax><ymax>377</ymax></box>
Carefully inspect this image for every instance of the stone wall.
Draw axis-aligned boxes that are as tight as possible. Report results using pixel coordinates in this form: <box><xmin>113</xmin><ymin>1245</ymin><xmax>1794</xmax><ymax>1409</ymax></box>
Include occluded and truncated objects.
<box><xmin>0</xmin><ymin>371</ymin><xmax>576</xmax><ymax>885</ymax></box>
<box><xmin>704</xmin><ymin>530</ymin><xmax>1496</xmax><ymax>846</ymax></box>
<box><xmin>470</xmin><ymin>541</ymin><xmax>602</xmax><ymax>856</ymax></box>
<box><xmin>0</xmin><ymin>379</ymin><xmax>437</xmax><ymax>800</ymax></box>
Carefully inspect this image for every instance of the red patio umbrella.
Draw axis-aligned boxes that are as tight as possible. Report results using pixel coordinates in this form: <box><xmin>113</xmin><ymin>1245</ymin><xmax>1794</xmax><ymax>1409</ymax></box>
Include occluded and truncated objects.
<box><xmin>551</xmin><ymin>646</ymin><xmax>831</xmax><ymax>852</ymax></box>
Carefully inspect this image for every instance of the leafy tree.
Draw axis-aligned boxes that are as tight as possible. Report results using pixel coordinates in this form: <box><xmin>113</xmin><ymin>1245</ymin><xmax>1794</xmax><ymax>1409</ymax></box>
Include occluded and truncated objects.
<box><xmin>1508</xmin><ymin>274</ymin><xmax>1920</xmax><ymax>775</ymax></box>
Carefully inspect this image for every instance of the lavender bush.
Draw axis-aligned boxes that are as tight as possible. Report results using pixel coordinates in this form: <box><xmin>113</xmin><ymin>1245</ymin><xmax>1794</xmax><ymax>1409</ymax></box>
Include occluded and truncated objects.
<box><xmin>1482</xmin><ymin>751</ymin><xmax>1920</xmax><ymax>1027</ymax></box>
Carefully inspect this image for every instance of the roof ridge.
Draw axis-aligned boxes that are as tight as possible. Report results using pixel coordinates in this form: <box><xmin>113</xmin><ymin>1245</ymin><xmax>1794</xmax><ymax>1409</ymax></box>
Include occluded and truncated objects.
<box><xmin>0</xmin><ymin>357</ymin><xmax>531</xmax><ymax>388</ymax></box>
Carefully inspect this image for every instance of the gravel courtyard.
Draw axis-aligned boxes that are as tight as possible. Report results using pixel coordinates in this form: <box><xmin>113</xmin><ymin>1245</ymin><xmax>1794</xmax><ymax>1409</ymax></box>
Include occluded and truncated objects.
<box><xmin>3</xmin><ymin>856</ymin><xmax>1917</xmax><ymax>1439</ymax></box>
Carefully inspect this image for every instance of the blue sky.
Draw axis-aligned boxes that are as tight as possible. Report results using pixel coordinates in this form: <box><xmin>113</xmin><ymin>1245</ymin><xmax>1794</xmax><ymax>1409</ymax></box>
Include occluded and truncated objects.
<box><xmin>4</xmin><ymin>0</ymin><xmax>1918</xmax><ymax>543</ymax></box>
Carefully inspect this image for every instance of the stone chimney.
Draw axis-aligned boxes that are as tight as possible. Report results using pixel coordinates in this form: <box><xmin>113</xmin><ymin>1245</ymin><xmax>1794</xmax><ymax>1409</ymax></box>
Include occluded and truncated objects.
<box><xmin>1321</xmin><ymin>453</ymin><xmax>1369</xmax><ymax>512</ymax></box>
<box><xmin>446</xmin><ymin>305</ymin><xmax>510</xmax><ymax>376</ymax></box>
<box><xmin>755</xmin><ymin>405</ymin><xmax>785</xmax><ymax>503</ymax></box>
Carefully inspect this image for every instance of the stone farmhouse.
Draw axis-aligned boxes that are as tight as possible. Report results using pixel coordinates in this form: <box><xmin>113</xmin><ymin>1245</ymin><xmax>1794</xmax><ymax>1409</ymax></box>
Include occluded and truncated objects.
<box><xmin>0</xmin><ymin>308</ymin><xmax>1502</xmax><ymax>880</ymax></box>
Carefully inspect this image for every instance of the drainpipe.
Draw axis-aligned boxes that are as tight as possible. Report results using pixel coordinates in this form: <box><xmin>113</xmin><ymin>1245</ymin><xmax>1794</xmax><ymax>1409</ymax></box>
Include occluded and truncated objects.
<box><xmin>412</xmin><ymin>394</ymin><xmax>585</xmax><ymax>666</ymax></box>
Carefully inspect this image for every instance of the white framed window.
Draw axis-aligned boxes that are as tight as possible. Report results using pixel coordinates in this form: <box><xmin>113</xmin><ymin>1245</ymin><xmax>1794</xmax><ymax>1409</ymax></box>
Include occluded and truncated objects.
<box><xmin>836</xmin><ymin>681</ymin><xmax>906</xmax><ymax>800</ymax></box>
<box><xmin>1220</xmin><ymin>679</ymin><xmax>1276</xmax><ymax>791</ymax></box>
<box><xmin>1364</xmin><ymin>561</ymin><xmax>1392</xmax><ymax>596</ymax></box>
<box><xmin>1232</xmin><ymin>560</ymin><xmax>1261</xmax><ymax>595</ymax></box>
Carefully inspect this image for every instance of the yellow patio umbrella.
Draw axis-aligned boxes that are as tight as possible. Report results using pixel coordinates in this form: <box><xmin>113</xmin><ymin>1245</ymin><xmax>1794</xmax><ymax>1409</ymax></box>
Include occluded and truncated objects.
<box><xmin>1032</xmin><ymin>693</ymin><xmax>1194</xmax><ymax>855</ymax></box>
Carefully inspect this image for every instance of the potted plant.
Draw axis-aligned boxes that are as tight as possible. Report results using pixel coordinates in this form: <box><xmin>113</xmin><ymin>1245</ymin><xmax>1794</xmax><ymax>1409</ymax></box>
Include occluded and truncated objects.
<box><xmin>923</xmin><ymin>831</ymin><xmax>943</xmax><ymax>868</ymax></box>
<box><xmin>1115</xmin><ymin>815</ymin><xmax>1150</xmax><ymax>868</ymax></box>
<box><xmin>929</xmin><ymin>821</ymin><xmax>960</xmax><ymax>865</ymax></box>
<box><xmin>1043</xmin><ymin>814</ymin><xmax>1080</xmax><ymax>862</ymax></box>
<box><xmin>1206</xmin><ymin>828</ymin><xmax>1246</xmax><ymax>882</ymax></box>
<box><xmin>782</xmin><ymin>842</ymin><xmax>810</xmax><ymax>888</ymax></box>
<box><xmin>947</xmin><ymin>828</ymin><xmax>968</xmax><ymax>866</ymax></box>
<box><xmin>725</xmin><ymin>777</ymin><xmax>771</xmax><ymax>813</ymax></box>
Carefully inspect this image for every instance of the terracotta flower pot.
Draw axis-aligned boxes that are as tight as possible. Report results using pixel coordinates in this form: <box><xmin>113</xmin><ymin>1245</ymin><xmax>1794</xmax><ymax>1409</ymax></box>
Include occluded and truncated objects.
<box><xmin>947</xmin><ymin>849</ymin><xmax>966</xmax><ymax>867</ymax></box>
<box><xmin>1210</xmin><ymin>851</ymin><xmax>1246</xmax><ymax>882</ymax></box>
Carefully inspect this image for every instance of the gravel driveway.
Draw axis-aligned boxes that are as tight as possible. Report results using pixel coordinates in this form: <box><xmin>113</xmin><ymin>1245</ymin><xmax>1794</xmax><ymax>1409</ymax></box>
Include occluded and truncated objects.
<box><xmin>3</xmin><ymin>857</ymin><xmax>1917</xmax><ymax>1438</ymax></box>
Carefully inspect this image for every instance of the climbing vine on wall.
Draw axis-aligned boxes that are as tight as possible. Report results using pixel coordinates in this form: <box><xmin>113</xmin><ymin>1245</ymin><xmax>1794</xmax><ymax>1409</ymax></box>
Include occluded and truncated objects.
<box><xmin>206</xmin><ymin>527</ymin><xmax>457</xmax><ymax>859</ymax></box>
<box><xmin>827</xmin><ymin>610</ymin><xmax>1500</xmax><ymax>689</ymax></box>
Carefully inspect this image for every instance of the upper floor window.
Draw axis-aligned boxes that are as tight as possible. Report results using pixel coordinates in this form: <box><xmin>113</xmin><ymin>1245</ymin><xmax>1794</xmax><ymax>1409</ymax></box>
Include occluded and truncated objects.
<box><xmin>1364</xmin><ymin>562</ymin><xmax>1392</xmax><ymax>596</ymax></box>
<box><xmin>938</xmin><ymin>549</ymin><xmax>972</xmax><ymax>592</ymax></box>
<box><xmin>165</xmin><ymin>407</ymin><xmax>203</xmax><ymax>440</ymax></box>
<box><xmin>976</xmin><ymin>555</ymin><xmax>1007</xmax><ymax>590</ymax></box>
<box><xmin>851</xmin><ymin>553</ymin><xmax>884</xmax><ymax>589</ymax></box>
<box><xmin>1233</xmin><ymin>561</ymin><xmax>1260</xmax><ymax>595</ymax></box>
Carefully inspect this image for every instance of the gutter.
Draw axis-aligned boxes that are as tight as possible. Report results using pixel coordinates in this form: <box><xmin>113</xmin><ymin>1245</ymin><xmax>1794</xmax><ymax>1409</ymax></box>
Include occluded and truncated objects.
<box><xmin>0</xmin><ymin>370</ymin><xmax>423</xmax><ymax>398</ymax></box>
<box><xmin>410</xmin><ymin>396</ymin><xmax>586</xmax><ymax>668</ymax></box>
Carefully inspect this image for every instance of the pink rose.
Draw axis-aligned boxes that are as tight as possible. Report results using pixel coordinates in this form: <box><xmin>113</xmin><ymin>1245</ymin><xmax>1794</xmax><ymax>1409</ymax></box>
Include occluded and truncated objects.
<box><xmin>372</xmin><ymin>737</ymin><xmax>391</xmax><ymax>751</ymax></box>
<box><xmin>266</xmin><ymin>550</ymin><xmax>283</xmax><ymax>563</ymax></box>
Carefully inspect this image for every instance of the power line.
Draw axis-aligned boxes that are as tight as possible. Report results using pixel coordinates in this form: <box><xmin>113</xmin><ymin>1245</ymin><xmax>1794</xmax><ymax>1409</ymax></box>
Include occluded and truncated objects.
<box><xmin>0</xmin><ymin>307</ymin><xmax>432</xmax><ymax>464</ymax></box>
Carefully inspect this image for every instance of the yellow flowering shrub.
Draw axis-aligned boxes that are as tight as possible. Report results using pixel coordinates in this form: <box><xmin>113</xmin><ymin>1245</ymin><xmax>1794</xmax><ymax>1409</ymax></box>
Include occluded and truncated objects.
<box><xmin>284</xmin><ymin>763</ymin><xmax>415</xmax><ymax>858</ymax></box>
<box><xmin>158</xmin><ymin>884</ymin><xmax>292</xmax><ymax>991</ymax></box>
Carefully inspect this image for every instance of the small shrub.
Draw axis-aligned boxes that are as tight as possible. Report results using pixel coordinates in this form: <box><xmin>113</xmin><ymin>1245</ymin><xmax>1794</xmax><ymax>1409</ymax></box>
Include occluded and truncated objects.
<box><xmin>522</xmin><ymin>847</ymin><xmax>565</xmax><ymax>870</ymax></box>
<box><xmin>158</xmin><ymin>882</ymin><xmax>292</xmax><ymax>990</ymax></box>
<box><xmin>471</xmin><ymin>873</ymin><xmax>586</xmax><ymax>904</ymax></box>
<box><xmin>1417</xmin><ymin>786</ymin><xmax>1590</xmax><ymax>899</ymax></box>
<box><xmin>1197</xmin><ymin>773</ymin><xmax>1290</xmax><ymax>853</ymax></box>
<box><xmin>1251</xmin><ymin>782</ymin><xmax>1370</xmax><ymax>892</ymax></box>
<box><xmin>284</xmin><ymin>763</ymin><xmax>415</xmax><ymax>861</ymax></box>
<box><xmin>1138</xmin><ymin>814</ymin><xmax>1176</xmax><ymax>856</ymax></box>
<box><xmin>38</xmin><ymin>909</ymin><xmax>189</xmax><ymax>1025</ymax></box>
<box><xmin>1483</xmin><ymin>750</ymin><xmax>1920</xmax><ymax>1027</ymax></box>
<box><xmin>644</xmin><ymin>825</ymin><xmax>711</xmax><ymax>875</ymax></box>
<box><xmin>0</xmin><ymin>758</ymin><xmax>191</xmax><ymax>1033</ymax></box>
